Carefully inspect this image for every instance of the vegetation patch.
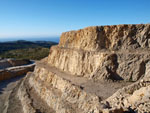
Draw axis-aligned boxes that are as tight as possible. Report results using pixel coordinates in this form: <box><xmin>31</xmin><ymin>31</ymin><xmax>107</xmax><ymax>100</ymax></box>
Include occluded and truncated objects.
<box><xmin>0</xmin><ymin>40</ymin><xmax>58</xmax><ymax>60</ymax></box>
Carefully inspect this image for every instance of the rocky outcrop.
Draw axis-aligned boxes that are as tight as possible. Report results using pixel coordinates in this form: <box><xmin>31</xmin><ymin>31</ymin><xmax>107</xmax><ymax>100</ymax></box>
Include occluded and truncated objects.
<box><xmin>48</xmin><ymin>46</ymin><xmax>150</xmax><ymax>81</ymax></box>
<box><xmin>47</xmin><ymin>24</ymin><xmax>150</xmax><ymax>82</ymax></box>
<box><xmin>4</xmin><ymin>24</ymin><xmax>150</xmax><ymax>113</ymax></box>
<box><xmin>0</xmin><ymin>59</ymin><xmax>31</xmax><ymax>69</ymax></box>
<box><xmin>0</xmin><ymin>59</ymin><xmax>35</xmax><ymax>81</ymax></box>
<box><xmin>59</xmin><ymin>24</ymin><xmax>150</xmax><ymax>50</ymax></box>
<box><xmin>0</xmin><ymin>64</ymin><xmax>35</xmax><ymax>81</ymax></box>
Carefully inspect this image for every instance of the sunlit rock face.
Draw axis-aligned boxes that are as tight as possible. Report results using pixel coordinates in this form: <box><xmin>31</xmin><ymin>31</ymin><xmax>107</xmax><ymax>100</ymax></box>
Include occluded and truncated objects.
<box><xmin>4</xmin><ymin>24</ymin><xmax>150</xmax><ymax>113</ymax></box>
<box><xmin>48</xmin><ymin>24</ymin><xmax>150</xmax><ymax>81</ymax></box>
<box><xmin>59</xmin><ymin>24</ymin><xmax>150</xmax><ymax>50</ymax></box>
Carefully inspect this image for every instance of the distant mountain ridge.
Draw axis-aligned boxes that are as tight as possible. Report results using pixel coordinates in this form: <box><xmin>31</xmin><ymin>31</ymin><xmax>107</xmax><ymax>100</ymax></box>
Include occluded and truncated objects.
<box><xmin>0</xmin><ymin>37</ymin><xmax>60</xmax><ymax>43</ymax></box>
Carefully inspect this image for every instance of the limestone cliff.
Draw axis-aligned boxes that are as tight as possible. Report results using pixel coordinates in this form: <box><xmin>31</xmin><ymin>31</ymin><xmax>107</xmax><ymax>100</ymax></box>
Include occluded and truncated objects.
<box><xmin>48</xmin><ymin>24</ymin><xmax>150</xmax><ymax>81</ymax></box>
<box><xmin>4</xmin><ymin>24</ymin><xmax>150</xmax><ymax>113</ymax></box>
<box><xmin>59</xmin><ymin>24</ymin><xmax>150</xmax><ymax>50</ymax></box>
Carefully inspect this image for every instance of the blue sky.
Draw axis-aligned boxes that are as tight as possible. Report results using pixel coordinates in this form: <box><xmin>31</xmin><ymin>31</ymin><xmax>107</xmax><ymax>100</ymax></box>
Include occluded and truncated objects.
<box><xmin>0</xmin><ymin>0</ymin><xmax>150</xmax><ymax>39</ymax></box>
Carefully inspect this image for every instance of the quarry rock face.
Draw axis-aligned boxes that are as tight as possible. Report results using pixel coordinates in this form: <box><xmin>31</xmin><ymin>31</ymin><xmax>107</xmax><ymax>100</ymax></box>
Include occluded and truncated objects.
<box><xmin>48</xmin><ymin>24</ymin><xmax>150</xmax><ymax>81</ymax></box>
<box><xmin>0</xmin><ymin>59</ymin><xmax>35</xmax><ymax>81</ymax></box>
<box><xmin>59</xmin><ymin>24</ymin><xmax>150</xmax><ymax>50</ymax></box>
<box><xmin>0</xmin><ymin>63</ymin><xmax>35</xmax><ymax>81</ymax></box>
<box><xmin>4</xmin><ymin>24</ymin><xmax>150</xmax><ymax>113</ymax></box>
<box><xmin>0</xmin><ymin>59</ymin><xmax>31</xmax><ymax>69</ymax></box>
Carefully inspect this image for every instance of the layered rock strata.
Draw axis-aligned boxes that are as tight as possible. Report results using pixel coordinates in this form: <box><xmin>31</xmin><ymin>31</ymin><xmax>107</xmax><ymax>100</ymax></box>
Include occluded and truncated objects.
<box><xmin>0</xmin><ymin>60</ymin><xmax>35</xmax><ymax>81</ymax></box>
<box><xmin>0</xmin><ymin>59</ymin><xmax>31</xmax><ymax>69</ymax></box>
<box><xmin>5</xmin><ymin>24</ymin><xmax>150</xmax><ymax>113</ymax></box>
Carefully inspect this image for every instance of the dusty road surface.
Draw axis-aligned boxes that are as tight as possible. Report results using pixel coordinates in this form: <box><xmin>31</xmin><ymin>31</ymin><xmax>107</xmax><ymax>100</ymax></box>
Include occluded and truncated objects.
<box><xmin>0</xmin><ymin>76</ymin><xmax>24</xmax><ymax>113</ymax></box>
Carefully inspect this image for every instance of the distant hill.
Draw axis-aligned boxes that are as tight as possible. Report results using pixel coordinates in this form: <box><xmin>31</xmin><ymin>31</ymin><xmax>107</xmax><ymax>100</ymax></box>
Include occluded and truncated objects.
<box><xmin>0</xmin><ymin>37</ymin><xmax>60</xmax><ymax>43</ymax></box>
<box><xmin>0</xmin><ymin>40</ymin><xmax>58</xmax><ymax>60</ymax></box>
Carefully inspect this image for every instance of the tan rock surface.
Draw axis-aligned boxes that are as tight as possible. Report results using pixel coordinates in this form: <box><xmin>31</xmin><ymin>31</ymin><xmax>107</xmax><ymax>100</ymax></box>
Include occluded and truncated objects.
<box><xmin>48</xmin><ymin>46</ymin><xmax>150</xmax><ymax>81</ymax></box>
<box><xmin>2</xmin><ymin>24</ymin><xmax>150</xmax><ymax>113</ymax></box>
<box><xmin>0</xmin><ymin>59</ymin><xmax>31</xmax><ymax>69</ymax></box>
<box><xmin>0</xmin><ymin>63</ymin><xmax>35</xmax><ymax>81</ymax></box>
<box><xmin>59</xmin><ymin>24</ymin><xmax>150</xmax><ymax>51</ymax></box>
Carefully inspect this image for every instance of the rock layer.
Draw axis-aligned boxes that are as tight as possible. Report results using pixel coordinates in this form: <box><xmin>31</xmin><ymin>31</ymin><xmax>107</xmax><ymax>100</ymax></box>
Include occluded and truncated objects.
<box><xmin>48</xmin><ymin>46</ymin><xmax>150</xmax><ymax>81</ymax></box>
<box><xmin>0</xmin><ymin>59</ymin><xmax>31</xmax><ymax>69</ymax></box>
<box><xmin>59</xmin><ymin>24</ymin><xmax>150</xmax><ymax>51</ymax></box>
<box><xmin>4</xmin><ymin>24</ymin><xmax>150</xmax><ymax>113</ymax></box>
<box><xmin>0</xmin><ymin>59</ymin><xmax>35</xmax><ymax>81</ymax></box>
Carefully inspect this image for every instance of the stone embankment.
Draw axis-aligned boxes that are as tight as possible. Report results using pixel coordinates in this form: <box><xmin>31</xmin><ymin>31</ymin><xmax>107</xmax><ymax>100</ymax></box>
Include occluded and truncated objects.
<box><xmin>0</xmin><ymin>59</ymin><xmax>35</xmax><ymax>81</ymax></box>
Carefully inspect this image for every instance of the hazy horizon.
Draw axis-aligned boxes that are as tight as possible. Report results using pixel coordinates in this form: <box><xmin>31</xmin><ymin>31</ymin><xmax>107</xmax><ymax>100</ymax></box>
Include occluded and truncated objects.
<box><xmin>0</xmin><ymin>37</ymin><xmax>60</xmax><ymax>43</ymax></box>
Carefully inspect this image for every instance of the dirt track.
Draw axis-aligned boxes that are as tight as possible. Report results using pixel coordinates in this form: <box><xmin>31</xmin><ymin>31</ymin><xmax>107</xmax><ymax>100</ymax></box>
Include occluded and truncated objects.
<box><xmin>0</xmin><ymin>76</ymin><xmax>24</xmax><ymax>113</ymax></box>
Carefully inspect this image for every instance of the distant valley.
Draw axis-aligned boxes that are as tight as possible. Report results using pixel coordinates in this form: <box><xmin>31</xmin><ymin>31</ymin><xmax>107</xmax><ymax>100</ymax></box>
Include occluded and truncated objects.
<box><xmin>0</xmin><ymin>40</ymin><xmax>58</xmax><ymax>60</ymax></box>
